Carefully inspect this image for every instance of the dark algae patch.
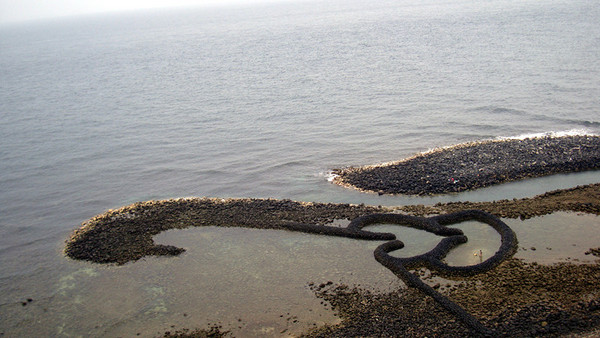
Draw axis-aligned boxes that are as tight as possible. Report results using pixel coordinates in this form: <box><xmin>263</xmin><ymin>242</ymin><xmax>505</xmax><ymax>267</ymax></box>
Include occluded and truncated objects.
<box><xmin>332</xmin><ymin>135</ymin><xmax>600</xmax><ymax>195</ymax></box>
<box><xmin>585</xmin><ymin>248</ymin><xmax>600</xmax><ymax>257</ymax></box>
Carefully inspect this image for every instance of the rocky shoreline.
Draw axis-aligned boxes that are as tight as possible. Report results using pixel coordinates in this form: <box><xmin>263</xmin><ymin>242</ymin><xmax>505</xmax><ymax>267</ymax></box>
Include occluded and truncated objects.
<box><xmin>332</xmin><ymin>135</ymin><xmax>600</xmax><ymax>195</ymax></box>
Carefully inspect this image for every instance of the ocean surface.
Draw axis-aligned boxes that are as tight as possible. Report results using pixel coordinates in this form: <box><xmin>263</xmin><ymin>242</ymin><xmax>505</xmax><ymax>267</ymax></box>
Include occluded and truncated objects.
<box><xmin>1</xmin><ymin>0</ymin><xmax>599</xmax><ymax>336</ymax></box>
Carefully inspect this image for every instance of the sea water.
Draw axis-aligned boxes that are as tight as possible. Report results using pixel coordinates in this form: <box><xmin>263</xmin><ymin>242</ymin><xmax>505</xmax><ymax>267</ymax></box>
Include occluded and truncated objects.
<box><xmin>1</xmin><ymin>0</ymin><xmax>599</xmax><ymax>336</ymax></box>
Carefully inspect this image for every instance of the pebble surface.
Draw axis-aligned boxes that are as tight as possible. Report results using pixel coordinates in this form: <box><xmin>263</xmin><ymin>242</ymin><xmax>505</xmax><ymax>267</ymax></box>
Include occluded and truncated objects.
<box><xmin>332</xmin><ymin>135</ymin><xmax>600</xmax><ymax>195</ymax></box>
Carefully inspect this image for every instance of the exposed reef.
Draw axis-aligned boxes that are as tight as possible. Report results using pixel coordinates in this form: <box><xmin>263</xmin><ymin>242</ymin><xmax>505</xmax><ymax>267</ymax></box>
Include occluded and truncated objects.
<box><xmin>332</xmin><ymin>135</ymin><xmax>600</xmax><ymax>195</ymax></box>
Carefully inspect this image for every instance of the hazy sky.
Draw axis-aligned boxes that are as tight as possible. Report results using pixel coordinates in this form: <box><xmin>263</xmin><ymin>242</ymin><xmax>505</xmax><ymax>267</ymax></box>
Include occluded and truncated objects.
<box><xmin>0</xmin><ymin>0</ymin><xmax>290</xmax><ymax>24</ymax></box>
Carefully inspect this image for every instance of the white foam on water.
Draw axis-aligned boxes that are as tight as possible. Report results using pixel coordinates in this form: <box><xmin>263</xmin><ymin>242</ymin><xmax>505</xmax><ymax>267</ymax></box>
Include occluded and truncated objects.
<box><xmin>319</xmin><ymin>171</ymin><xmax>338</xmax><ymax>182</ymax></box>
<box><xmin>496</xmin><ymin>129</ymin><xmax>596</xmax><ymax>140</ymax></box>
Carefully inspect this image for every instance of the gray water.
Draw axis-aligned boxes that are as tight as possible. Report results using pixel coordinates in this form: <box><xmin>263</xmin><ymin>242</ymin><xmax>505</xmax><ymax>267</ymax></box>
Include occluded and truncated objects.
<box><xmin>1</xmin><ymin>0</ymin><xmax>600</xmax><ymax>336</ymax></box>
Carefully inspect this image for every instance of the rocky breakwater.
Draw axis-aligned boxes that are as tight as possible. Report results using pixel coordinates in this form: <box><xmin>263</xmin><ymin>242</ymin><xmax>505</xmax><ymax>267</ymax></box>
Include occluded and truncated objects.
<box><xmin>332</xmin><ymin>135</ymin><xmax>600</xmax><ymax>195</ymax></box>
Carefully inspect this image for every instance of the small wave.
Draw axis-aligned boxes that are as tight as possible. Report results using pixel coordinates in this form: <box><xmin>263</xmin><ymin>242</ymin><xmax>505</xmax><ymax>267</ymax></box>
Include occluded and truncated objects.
<box><xmin>266</xmin><ymin>160</ymin><xmax>311</xmax><ymax>171</ymax></box>
<box><xmin>317</xmin><ymin>171</ymin><xmax>339</xmax><ymax>182</ymax></box>
<box><xmin>468</xmin><ymin>106</ymin><xmax>528</xmax><ymax>116</ymax></box>
<box><xmin>568</xmin><ymin>119</ymin><xmax>600</xmax><ymax>128</ymax></box>
<box><xmin>491</xmin><ymin>107</ymin><xmax>527</xmax><ymax>115</ymax></box>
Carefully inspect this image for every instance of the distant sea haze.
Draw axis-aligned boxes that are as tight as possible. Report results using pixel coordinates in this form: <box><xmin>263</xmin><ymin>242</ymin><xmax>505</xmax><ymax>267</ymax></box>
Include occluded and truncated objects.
<box><xmin>0</xmin><ymin>0</ymin><xmax>599</xmax><ymax>336</ymax></box>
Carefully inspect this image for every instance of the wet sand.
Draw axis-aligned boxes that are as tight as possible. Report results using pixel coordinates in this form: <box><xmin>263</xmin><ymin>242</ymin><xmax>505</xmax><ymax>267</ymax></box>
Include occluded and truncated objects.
<box><xmin>332</xmin><ymin>135</ymin><xmax>600</xmax><ymax>195</ymax></box>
